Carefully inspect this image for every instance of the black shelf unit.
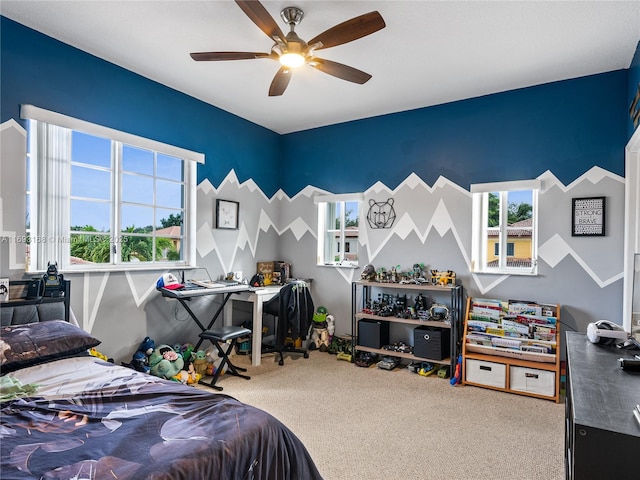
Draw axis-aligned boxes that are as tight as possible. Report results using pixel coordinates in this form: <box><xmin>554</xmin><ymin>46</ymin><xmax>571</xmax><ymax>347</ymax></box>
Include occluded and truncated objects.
<box><xmin>351</xmin><ymin>280</ymin><xmax>464</xmax><ymax>373</ymax></box>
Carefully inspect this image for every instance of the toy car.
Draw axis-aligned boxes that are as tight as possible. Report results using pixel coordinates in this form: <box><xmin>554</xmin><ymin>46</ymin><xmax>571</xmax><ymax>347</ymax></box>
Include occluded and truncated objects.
<box><xmin>355</xmin><ymin>351</ymin><xmax>378</xmax><ymax>367</ymax></box>
<box><xmin>377</xmin><ymin>356</ymin><xmax>401</xmax><ymax>370</ymax></box>
<box><xmin>418</xmin><ymin>362</ymin><xmax>437</xmax><ymax>377</ymax></box>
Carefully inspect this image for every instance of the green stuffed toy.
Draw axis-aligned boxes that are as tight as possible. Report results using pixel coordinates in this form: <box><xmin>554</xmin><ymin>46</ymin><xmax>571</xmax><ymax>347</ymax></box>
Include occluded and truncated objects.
<box><xmin>148</xmin><ymin>344</ymin><xmax>185</xmax><ymax>379</ymax></box>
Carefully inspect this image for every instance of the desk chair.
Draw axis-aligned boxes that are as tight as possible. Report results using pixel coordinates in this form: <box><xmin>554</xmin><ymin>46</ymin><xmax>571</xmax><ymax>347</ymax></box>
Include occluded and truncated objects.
<box><xmin>262</xmin><ymin>281</ymin><xmax>314</xmax><ymax>366</ymax></box>
<box><xmin>198</xmin><ymin>325</ymin><xmax>251</xmax><ymax>390</ymax></box>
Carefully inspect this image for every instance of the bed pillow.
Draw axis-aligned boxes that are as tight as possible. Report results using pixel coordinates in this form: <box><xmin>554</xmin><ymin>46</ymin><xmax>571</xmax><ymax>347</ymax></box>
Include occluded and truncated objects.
<box><xmin>0</xmin><ymin>320</ymin><xmax>101</xmax><ymax>373</ymax></box>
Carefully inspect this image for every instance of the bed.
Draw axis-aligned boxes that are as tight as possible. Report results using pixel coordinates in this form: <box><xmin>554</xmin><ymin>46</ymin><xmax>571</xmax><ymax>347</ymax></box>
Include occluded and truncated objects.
<box><xmin>0</xmin><ymin>319</ymin><xmax>323</xmax><ymax>480</ymax></box>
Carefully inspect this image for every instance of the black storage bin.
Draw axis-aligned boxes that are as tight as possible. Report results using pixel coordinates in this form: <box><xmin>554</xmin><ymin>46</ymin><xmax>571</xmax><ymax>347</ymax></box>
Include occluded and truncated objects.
<box><xmin>358</xmin><ymin>319</ymin><xmax>389</xmax><ymax>349</ymax></box>
<box><xmin>414</xmin><ymin>326</ymin><xmax>450</xmax><ymax>360</ymax></box>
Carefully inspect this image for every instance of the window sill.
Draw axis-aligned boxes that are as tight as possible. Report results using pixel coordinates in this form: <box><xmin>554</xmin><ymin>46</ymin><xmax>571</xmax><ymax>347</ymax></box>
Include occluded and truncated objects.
<box><xmin>318</xmin><ymin>262</ymin><xmax>360</xmax><ymax>269</ymax></box>
<box><xmin>29</xmin><ymin>264</ymin><xmax>197</xmax><ymax>275</ymax></box>
<box><xmin>472</xmin><ymin>269</ymin><xmax>538</xmax><ymax>276</ymax></box>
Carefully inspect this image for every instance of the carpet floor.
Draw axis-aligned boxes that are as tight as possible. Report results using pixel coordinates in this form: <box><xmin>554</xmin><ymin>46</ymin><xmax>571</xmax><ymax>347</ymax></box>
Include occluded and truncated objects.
<box><xmin>199</xmin><ymin>350</ymin><xmax>565</xmax><ymax>480</ymax></box>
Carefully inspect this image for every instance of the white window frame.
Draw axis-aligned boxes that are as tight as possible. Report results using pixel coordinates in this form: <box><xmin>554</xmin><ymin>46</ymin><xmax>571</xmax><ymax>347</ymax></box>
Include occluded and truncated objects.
<box><xmin>21</xmin><ymin>105</ymin><xmax>202</xmax><ymax>272</ymax></box>
<box><xmin>471</xmin><ymin>179</ymin><xmax>541</xmax><ymax>275</ymax></box>
<box><xmin>314</xmin><ymin>193</ymin><xmax>363</xmax><ymax>268</ymax></box>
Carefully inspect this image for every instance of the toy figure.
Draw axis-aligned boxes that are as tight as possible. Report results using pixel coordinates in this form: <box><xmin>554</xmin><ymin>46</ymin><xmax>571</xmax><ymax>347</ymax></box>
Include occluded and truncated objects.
<box><xmin>390</xmin><ymin>265</ymin><xmax>402</xmax><ymax>283</ymax></box>
<box><xmin>326</xmin><ymin>314</ymin><xmax>335</xmax><ymax>343</ymax></box>
<box><xmin>309</xmin><ymin>306</ymin><xmax>331</xmax><ymax>352</ymax></box>
<box><xmin>360</xmin><ymin>264</ymin><xmax>376</xmax><ymax>281</ymax></box>
<box><xmin>414</xmin><ymin>293</ymin><xmax>427</xmax><ymax>312</ymax></box>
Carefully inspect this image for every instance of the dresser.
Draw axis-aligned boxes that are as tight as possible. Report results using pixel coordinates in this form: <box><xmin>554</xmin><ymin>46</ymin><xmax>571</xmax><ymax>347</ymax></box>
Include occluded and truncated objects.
<box><xmin>565</xmin><ymin>332</ymin><xmax>640</xmax><ymax>479</ymax></box>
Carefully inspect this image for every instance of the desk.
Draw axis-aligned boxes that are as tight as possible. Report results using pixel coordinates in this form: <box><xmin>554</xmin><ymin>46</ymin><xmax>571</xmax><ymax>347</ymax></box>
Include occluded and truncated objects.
<box><xmin>159</xmin><ymin>284</ymin><xmax>250</xmax><ymax>350</ymax></box>
<box><xmin>224</xmin><ymin>286</ymin><xmax>282</xmax><ymax>366</ymax></box>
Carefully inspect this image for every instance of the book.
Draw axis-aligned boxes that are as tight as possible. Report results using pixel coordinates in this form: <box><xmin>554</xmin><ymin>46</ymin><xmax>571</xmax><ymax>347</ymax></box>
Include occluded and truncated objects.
<box><xmin>509</xmin><ymin>303</ymin><xmax>542</xmax><ymax>316</ymax></box>
<box><xmin>472</xmin><ymin>306</ymin><xmax>501</xmax><ymax>320</ymax></box>
<box><xmin>502</xmin><ymin>319</ymin><xmax>531</xmax><ymax>336</ymax></box>
<box><xmin>467</xmin><ymin>320</ymin><xmax>500</xmax><ymax>332</ymax></box>
<box><xmin>516</xmin><ymin>314</ymin><xmax>557</xmax><ymax>326</ymax></box>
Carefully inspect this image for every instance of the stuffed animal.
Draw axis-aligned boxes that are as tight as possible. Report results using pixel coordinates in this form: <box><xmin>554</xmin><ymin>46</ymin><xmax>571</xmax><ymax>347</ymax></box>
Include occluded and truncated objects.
<box><xmin>148</xmin><ymin>344</ymin><xmax>184</xmax><ymax>379</ymax></box>
<box><xmin>129</xmin><ymin>336</ymin><xmax>155</xmax><ymax>373</ymax></box>
<box><xmin>192</xmin><ymin>350</ymin><xmax>208</xmax><ymax>376</ymax></box>
<box><xmin>138</xmin><ymin>337</ymin><xmax>155</xmax><ymax>356</ymax></box>
<box><xmin>131</xmin><ymin>351</ymin><xmax>149</xmax><ymax>373</ymax></box>
<box><xmin>181</xmin><ymin>343</ymin><xmax>194</xmax><ymax>364</ymax></box>
<box><xmin>89</xmin><ymin>348</ymin><xmax>109</xmax><ymax>361</ymax></box>
<box><xmin>172</xmin><ymin>360</ymin><xmax>202</xmax><ymax>385</ymax></box>
<box><xmin>204</xmin><ymin>347</ymin><xmax>227</xmax><ymax>376</ymax></box>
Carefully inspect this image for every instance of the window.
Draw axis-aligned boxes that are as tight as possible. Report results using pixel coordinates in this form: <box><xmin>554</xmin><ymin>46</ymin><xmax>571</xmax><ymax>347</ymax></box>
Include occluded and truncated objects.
<box><xmin>494</xmin><ymin>243</ymin><xmax>515</xmax><ymax>256</ymax></box>
<box><xmin>315</xmin><ymin>193</ymin><xmax>362</xmax><ymax>267</ymax></box>
<box><xmin>471</xmin><ymin>180</ymin><xmax>540</xmax><ymax>275</ymax></box>
<box><xmin>22</xmin><ymin>105</ymin><xmax>202</xmax><ymax>271</ymax></box>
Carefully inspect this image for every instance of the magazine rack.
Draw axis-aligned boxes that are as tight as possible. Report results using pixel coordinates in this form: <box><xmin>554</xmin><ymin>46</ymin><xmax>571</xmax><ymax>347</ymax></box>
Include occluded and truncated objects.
<box><xmin>462</xmin><ymin>297</ymin><xmax>561</xmax><ymax>403</ymax></box>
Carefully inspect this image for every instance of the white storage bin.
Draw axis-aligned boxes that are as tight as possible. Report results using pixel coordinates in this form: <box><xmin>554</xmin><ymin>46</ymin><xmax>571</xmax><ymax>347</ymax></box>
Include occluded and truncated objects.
<box><xmin>465</xmin><ymin>359</ymin><xmax>506</xmax><ymax>388</ymax></box>
<box><xmin>510</xmin><ymin>366</ymin><xmax>555</xmax><ymax>397</ymax></box>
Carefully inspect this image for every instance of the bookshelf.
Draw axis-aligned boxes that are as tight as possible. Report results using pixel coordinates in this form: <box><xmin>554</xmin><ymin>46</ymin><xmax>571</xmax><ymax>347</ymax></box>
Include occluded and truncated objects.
<box><xmin>462</xmin><ymin>297</ymin><xmax>561</xmax><ymax>403</ymax></box>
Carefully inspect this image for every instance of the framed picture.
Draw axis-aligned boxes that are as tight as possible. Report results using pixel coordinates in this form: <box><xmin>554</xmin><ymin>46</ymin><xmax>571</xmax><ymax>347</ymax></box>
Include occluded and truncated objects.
<box><xmin>215</xmin><ymin>199</ymin><xmax>239</xmax><ymax>230</ymax></box>
<box><xmin>572</xmin><ymin>196</ymin><xmax>605</xmax><ymax>237</ymax></box>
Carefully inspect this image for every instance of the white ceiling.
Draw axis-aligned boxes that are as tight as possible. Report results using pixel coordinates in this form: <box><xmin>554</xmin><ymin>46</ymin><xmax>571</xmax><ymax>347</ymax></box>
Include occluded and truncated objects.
<box><xmin>1</xmin><ymin>1</ymin><xmax>639</xmax><ymax>134</ymax></box>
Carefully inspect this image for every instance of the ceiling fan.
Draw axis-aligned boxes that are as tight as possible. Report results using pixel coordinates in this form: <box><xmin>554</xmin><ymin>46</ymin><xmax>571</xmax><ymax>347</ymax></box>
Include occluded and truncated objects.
<box><xmin>190</xmin><ymin>0</ymin><xmax>386</xmax><ymax>96</ymax></box>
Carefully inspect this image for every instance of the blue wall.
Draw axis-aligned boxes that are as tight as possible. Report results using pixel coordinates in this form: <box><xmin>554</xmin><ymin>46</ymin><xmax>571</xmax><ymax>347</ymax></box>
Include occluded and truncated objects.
<box><xmin>1</xmin><ymin>16</ymin><xmax>631</xmax><ymax>198</ymax></box>
<box><xmin>0</xmin><ymin>17</ymin><xmax>282</xmax><ymax>196</ymax></box>
<box><xmin>281</xmin><ymin>71</ymin><xmax>628</xmax><ymax>195</ymax></box>
<box><xmin>628</xmin><ymin>41</ymin><xmax>640</xmax><ymax>138</ymax></box>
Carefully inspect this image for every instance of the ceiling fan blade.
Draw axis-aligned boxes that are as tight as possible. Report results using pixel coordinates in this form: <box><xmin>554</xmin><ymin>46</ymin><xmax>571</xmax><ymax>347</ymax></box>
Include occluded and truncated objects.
<box><xmin>309</xmin><ymin>58</ymin><xmax>372</xmax><ymax>84</ymax></box>
<box><xmin>269</xmin><ymin>66</ymin><xmax>292</xmax><ymax>96</ymax></box>
<box><xmin>235</xmin><ymin>0</ymin><xmax>287</xmax><ymax>45</ymax></box>
<box><xmin>307</xmin><ymin>11</ymin><xmax>385</xmax><ymax>51</ymax></box>
<box><xmin>190</xmin><ymin>52</ymin><xmax>273</xmax><ymax>61</ymax></box>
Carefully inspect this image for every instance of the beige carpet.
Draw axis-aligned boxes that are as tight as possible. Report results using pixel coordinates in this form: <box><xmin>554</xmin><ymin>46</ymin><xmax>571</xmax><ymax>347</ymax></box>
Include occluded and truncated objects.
<box><xmin>201</xmin><ymin>350</ymin><xmax>565</xmax><ymax>480</ymax></box>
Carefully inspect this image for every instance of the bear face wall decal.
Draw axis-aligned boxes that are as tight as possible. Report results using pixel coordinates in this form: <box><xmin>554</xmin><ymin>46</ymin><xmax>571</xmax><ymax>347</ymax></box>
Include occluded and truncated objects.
<box><xmin>367</xmin><ymin>198</ymin><xmax>396</xmax><ymax>229</ymax></box>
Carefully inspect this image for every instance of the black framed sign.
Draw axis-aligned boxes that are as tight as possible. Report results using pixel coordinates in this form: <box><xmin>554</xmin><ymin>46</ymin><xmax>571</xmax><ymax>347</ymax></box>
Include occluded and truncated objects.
<box><xmin>572</xmin><ymin>196</ymin><xmax>605</xmax><ymax>237</ymax></box>
<box><xmin>215</xmin><ymin>199</ymin><xmax>239</xmax><ymax>230</ymax></box>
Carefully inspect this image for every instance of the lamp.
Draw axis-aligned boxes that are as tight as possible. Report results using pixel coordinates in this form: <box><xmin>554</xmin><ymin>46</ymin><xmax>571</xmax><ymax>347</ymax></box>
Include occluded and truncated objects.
<box><xmin>279</xmin><ymin>51</ymin><xmax>305</xmax><ymax>68</ymax></box>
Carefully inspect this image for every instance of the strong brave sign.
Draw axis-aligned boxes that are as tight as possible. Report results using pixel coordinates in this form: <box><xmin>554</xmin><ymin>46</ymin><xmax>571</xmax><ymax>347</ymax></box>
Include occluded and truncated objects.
<box><xmin>572</xmin><ymin>197</ymin><xmax>606</xmax><ymax>236</ymax></box>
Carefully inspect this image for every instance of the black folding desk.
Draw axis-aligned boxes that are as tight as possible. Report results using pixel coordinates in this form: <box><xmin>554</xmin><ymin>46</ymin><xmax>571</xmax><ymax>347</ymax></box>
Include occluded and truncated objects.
<box><xmin>158</xmin><ymin>283</ymin><xmax>250</xmax><ymax>350</ymax></box>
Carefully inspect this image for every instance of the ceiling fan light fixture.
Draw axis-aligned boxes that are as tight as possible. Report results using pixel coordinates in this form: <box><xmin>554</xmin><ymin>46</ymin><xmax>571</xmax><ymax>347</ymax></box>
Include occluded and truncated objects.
<box><xmin>279</xmin><ymin>52</ymin><xmax>305</xmax><ymax>68</ymax></box>
<box><xmin>190</xmin><ymin>1</ymin><xmax>386</xmax><ymax>96</ymax></box>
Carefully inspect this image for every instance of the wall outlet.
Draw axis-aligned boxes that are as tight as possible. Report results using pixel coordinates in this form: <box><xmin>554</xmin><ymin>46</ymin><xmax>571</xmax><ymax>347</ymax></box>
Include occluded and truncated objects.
<box><xmin>0</xmin><ymin>278</ymin><xmax>9</xmax><ymax>302</ymax></box>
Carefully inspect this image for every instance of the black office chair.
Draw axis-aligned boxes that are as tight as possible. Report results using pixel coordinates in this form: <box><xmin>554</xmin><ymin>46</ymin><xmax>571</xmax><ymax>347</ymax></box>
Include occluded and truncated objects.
<box><xmin>262</xmin><ymin>281</ymin><xmax>314</xmax><ymax>366</ymax></box>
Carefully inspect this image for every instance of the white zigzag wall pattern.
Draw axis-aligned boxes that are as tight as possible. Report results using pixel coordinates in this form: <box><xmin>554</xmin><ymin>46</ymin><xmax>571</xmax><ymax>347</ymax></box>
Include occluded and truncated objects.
<box><xmin>200</xmin><ymin>167</ymin><xmax>624</xmax><ymax>296</ymax></box>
